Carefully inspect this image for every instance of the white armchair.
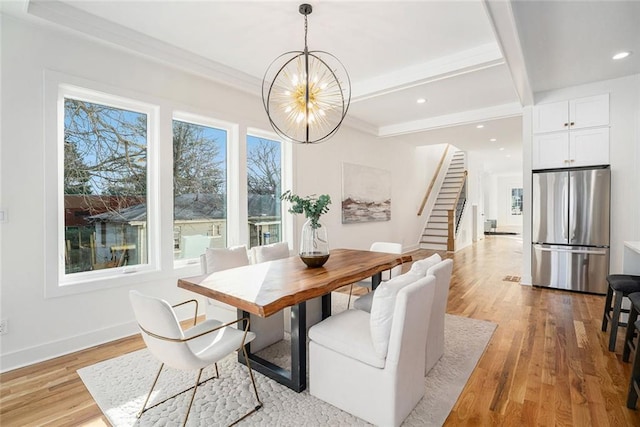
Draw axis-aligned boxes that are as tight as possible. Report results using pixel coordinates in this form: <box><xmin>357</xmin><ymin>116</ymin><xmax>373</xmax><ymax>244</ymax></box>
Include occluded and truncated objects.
<box><xmin>200</xmin><ymin>245</ymin><xmax>284</xmax><ymax>352</ymax></box>
<box><xmin>129</xmin><ymin>290</ymin><xmax>262</xmax><ymax>426</ymax></box>
<box><xmin>309</xmin><ymin>275</ymin><xmax>436</xmax><ymax>427</ymax></box>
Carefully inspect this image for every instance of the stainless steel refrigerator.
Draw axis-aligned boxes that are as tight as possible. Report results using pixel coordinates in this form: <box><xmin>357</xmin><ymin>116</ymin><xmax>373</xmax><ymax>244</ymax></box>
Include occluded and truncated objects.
<box><xmin>532</xmin><ymin>166</ymin><xmax>610</xmax><ymax>294</ymax></box>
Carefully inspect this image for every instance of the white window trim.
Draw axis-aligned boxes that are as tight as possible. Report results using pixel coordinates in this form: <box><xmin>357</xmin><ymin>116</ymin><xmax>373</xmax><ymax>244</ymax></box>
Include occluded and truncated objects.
<box><xmin>246</xmin><ymin>127</ymin><xmax>293</xmax><ymax>251</ymax></box>
<box><xmin>172</xmin><ymin>111</ymin><xmax>237</xmax><ymax>269</ymax></box>
<box><xmin>44</xmin><ymin>71</ymin><xmax>162</xmax><ymax>298</ymax></box>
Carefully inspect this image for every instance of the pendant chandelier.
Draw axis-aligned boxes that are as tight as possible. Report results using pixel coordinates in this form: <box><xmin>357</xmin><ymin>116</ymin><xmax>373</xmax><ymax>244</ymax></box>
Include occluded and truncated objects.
<box><xmin>262</xmin><ymin>3</ymin><xmax>351</xmax><ymax>144</ymax></box>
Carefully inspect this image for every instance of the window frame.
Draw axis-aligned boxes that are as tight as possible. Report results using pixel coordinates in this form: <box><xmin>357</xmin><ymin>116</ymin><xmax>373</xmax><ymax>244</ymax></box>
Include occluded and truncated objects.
<box><xmin>171</xmin><ymin>111</ymin><xmax>235</xmax><ymax>268</ymax></box>
<box><xmin>44</xmin><ymin>72</ymin><xmax>161</xmax><ymax>297</ymax></box>
<box><xmin>246</xmin><ymin>128</ymin><xmax>293</xmax><ymax>250</ymax></box>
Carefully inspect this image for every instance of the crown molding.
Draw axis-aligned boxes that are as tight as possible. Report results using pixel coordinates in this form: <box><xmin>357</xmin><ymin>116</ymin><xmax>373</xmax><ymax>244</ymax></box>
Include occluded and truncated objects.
<box><xmin>27</xmin><ymin>0</ymin><xmax>262</xmax><ymax>96</ymax></box>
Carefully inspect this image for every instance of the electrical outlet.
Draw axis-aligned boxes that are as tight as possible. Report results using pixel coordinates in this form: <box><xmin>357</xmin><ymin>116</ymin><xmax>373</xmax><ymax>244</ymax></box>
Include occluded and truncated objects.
<box><xmin>0</xmin><ymin>319</ymin><xmax>8</xmax><ymax>335</ymax></box>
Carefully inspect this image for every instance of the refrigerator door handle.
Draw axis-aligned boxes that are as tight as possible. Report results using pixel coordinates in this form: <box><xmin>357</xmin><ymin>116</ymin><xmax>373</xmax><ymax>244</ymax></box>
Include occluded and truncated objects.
<box><xmin>563</xmin><ymin>174</ymin><xmax>570</xmax><ymax>241</ymax></box>
<box><xmin>537</xmin><ymin>247</ymin><xmax>608</xmax><ymax>255</ymax></box>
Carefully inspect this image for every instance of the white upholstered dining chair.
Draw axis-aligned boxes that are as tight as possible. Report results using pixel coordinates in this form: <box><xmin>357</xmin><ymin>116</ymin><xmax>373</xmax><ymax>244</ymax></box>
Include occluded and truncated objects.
<box><xmin>251</xmin><ymin>241</ymin><xmax>290</xmax><ymax>263</ymax></box>
<box><xmin>346</xmin><ymin>241</ymin><xmax>404</xmax><ymax>308</ymax></box>
<box><xmin>352</xmin><ymin>253</ymin><xmax>442</xmax><ymax>312</ymax></box>
<box><xmin>309</xmin><ymin>274</ymin><xmax>436</xmax><ymax>427</ymax></box>
<box><xmin>200</xmin><ymin>245</ymin><xmax>284</xmax><ymax>352</ymax></box>
<box><xmin>424</xmin><ymin>258</ymin><xmax>454</xmax><ymax>374</ymax></box>
<box><xmin>249</xmin><ymin>241</ymin><xmax>323</xmax><ymax>333</ymax></box>
<box><xmin>351</xmin><ymin>254</ymin><xmax>453</xmax><ymax>375</ymax></box>
<box><xmin>129</xmin><ymin>290</ymin><xmax>262</xmax><ymax>426</ymax></box>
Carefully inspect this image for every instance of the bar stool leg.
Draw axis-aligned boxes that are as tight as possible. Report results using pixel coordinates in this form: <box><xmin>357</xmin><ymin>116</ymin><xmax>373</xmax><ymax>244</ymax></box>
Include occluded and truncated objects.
<box><xmin>624</xmin><ymin>306</ymin><xmax>639</xmax><ymax>362</ymax></box>
<box><xmin>609</xmin><ymin>291</ymin><xmax>624</xmax><ymax>352</ymax></box>
<box><xmin>628</xmin><ymin>333</ymin><xmax>640</xmax><ymax>409</ymax></box>
<box><xmin>602</xmin><ymin>285</ymin><xmax>614</xmax><ymax>332</ymax></box>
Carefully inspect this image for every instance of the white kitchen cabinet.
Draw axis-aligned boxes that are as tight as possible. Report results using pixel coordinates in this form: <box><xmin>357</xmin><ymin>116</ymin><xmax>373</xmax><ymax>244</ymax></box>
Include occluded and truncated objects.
<box><xmin>570</xmin><ymin>127</ymin><xmax>610</xmax><ymax>167</ymax></box>
<box><xmin>533</xmin><ymin>94</ymin><xmax>609</xmax><ymax>133</ymax></box>
<box><xmin>533</xmin><ymin>133</ymin><xmax>570</xmax><ymax>169</ymax></box>
<box><xmin>532</xmin><ymin>93</ymin><xmax>610</xmax><ymax>169</ymax></box>
<box><xmin>533</xmin><ymin>127</ymin><xmax>609</xmax><ymax>169</ymax></box>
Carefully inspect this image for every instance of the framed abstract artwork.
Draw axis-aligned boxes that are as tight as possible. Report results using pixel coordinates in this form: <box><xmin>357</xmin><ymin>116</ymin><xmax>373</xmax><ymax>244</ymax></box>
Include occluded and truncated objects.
<box><xmin>341</xmin><ymin>162</ymin><xmax>391</xmax><ymax>223</ymax></box>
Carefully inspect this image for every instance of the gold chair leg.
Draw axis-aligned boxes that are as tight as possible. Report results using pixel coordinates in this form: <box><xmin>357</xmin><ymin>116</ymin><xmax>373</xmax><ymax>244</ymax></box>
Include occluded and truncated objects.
<box><xmin>229</xmin><ymin>346</ymin><xmax>263</xmax><ymax>426</ymax></box>
<box><xmin>182</xmin><ymin>368</ymin><xmax>204</xmax><ymax>427</ymax></box>
<box><xmin>138</xmin><ymin>363</ymin><xmax>164</xmax><ymax>418</ymax></box>
<box><xmin>139</xmin><ymin>357</ymin><xmax>261</xmax><ymax>426</ymax></box>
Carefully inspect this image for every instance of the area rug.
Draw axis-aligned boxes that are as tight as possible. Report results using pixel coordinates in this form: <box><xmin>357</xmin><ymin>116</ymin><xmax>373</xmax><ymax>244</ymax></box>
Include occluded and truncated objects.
<box><xmin>78</xmin><ymin>294</ymin><xmax>496</xmax><ymax>426</ymax></box>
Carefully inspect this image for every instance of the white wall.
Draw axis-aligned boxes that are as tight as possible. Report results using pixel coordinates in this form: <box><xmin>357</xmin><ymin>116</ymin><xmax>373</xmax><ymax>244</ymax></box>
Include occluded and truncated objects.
<box><xmin>522</xmin><ymin>74</ymin><xmax>640</xmax><ymax>283</ymax></box>
<box><xmin>0</xmin><ymin>16</ymin><xmax>437</xmax><ymax>371</ymax></box>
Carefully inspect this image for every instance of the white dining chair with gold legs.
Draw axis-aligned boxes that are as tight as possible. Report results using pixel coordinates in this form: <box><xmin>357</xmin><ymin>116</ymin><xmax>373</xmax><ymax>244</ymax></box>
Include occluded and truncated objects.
<box><xmin>129</xmin><ymin>290</ymin><xmax>262</xmax><ymax>427</ymax></box>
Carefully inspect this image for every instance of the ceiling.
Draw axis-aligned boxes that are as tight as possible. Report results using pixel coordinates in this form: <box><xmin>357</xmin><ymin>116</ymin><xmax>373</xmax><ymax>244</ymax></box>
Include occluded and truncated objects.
<box><xmin>2</xmin><ymin>0</ymin><xmax>639</xmax><ymax>175</ymax></box>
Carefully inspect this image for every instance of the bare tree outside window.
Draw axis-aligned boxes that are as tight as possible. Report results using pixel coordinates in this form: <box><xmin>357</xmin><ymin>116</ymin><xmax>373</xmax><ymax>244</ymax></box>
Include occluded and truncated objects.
<box><xmin>63</xmin><ymin>98</ymin><xmax>148</xmax><ymax>274</ymax></box>
<box><xmin>172</xmin><ymin>120</ymin><xmax>227</xmax><ymax>260</ymax></box>
<box><xmin>247</xmin><ymin>136</ymin><xmax>282</xmax><ymax>248</ymax></box>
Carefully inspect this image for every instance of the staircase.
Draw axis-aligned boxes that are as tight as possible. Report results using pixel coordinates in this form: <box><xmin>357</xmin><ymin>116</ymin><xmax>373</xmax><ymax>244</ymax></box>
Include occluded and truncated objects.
<box><xmin>420</xmin><ymin>151</ymin><xmax>466</xmax><ymax>251</ymax></box>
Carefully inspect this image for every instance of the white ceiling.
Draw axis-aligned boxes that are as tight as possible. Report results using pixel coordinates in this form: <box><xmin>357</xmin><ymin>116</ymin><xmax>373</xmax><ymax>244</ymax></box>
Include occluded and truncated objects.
<box><xmin>2</xmin><ymin>0</ymin><xmax>639</xmax><ymax>175</ymax></box>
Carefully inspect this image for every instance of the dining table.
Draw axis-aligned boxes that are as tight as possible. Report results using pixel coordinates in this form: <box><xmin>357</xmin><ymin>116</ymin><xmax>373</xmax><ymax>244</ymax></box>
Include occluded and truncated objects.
<box><xmin>177</xmin><ymin>248</ymin><xmax>412</xmax><ymax>392</ymax></box>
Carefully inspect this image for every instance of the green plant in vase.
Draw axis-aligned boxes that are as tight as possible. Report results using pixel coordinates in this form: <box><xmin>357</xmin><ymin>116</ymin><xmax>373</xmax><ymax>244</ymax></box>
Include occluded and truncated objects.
<box><xmin>281</xmin><ymin>190</ymin><xmax>331</xmax><ymax>267</ymax></box>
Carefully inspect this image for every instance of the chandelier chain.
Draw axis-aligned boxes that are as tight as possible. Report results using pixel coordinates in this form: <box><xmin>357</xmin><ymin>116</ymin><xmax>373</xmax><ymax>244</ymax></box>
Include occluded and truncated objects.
<box><xmin>304</xmin><ymin>14</ymin><xmax>308</xmax><ymax>51</ymax></box>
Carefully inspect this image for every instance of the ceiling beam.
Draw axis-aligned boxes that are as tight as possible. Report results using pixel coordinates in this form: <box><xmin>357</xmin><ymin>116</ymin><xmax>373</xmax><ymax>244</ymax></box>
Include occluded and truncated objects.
<box><xmin>377</xmin><ymin>102</ymin><xmax>523</xmax><ymax>137</ymax></box>
<box><xmin>482</xmin><ymin>0</ymin><xmax>534</xmax><ymax>106</ymax></box>
<box><xmin>351</xmin><ymin>43</ymin><xmax>504</xmax><ymax>102</ymax></box>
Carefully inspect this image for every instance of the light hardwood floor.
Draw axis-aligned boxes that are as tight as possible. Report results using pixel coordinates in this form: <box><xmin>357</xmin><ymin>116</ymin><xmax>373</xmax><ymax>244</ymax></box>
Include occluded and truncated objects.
<box><xmin>1</xmin><ymin>236</ymin><xmax>639</xmax><ymax>426</ymax></box>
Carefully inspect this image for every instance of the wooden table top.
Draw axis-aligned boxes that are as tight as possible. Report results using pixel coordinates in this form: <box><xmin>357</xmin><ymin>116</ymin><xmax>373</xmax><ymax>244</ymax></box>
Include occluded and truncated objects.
<box><xmin>178</xmin><ymin>248</ymin><xmax>412</xmax><ymax>317</ymax></box>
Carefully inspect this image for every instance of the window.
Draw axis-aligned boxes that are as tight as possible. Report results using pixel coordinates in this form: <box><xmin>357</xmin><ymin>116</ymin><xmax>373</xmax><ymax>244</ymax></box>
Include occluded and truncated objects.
<box><xmin>173</xmin><ymin>116</ymin><xmax>228</xmax><ymax>261</ymax></box>
<box><xmin>63</xmin><ymin>97</ymin><xmax>149</xmax><ymax>275</ymax></box>
<box><xmin>511</xmin><ymin>187</ymin><xmax>523</xmax><ymax>215</ymax></box>
<box><xmin>247</xmin><ymin>134</ymin><xmax>282</xmax><ymax>248</ymax></box>
<box><xmin>44</xmin><ymin>75</ymin><xmax>160</xmax><ymax>296</ymax></box>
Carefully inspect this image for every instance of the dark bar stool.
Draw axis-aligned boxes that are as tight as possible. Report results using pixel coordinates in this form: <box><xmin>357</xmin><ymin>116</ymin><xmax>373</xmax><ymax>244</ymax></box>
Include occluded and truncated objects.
<box><xmin>627</xmin><ymin>317</ymin><xmax>640</xmax><ymax>409</ymax></box>
<box><xmin>601</xmin><ymin>274</ymin><xmax>640</xmax><ymax>352</ymax></box>
<box><xmin>623</xmin><ymin>292</ymin><xmax>640</xmax><ymax>363</ymax></box>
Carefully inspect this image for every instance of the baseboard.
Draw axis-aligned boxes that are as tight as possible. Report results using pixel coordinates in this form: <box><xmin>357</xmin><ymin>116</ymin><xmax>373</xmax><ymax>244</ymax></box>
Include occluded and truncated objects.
<box><xmin>0</xmin><ymin>321</ymin><xmax>139</xmax><ymax>373</ymax></box>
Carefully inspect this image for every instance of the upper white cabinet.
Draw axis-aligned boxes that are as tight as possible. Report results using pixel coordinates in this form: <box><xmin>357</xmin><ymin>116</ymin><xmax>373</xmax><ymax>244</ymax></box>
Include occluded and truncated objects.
<box><xmin>533</xmin><ymin>94</ymin><xmax>610</xmax><ymax>133</ymax></box>
<box><xmin>533</xmin><ymin>128</ymin><xmax>610</xmax><ymax>170</ymax></box>
<box><xmin>532</xmin><ymin>94</ymin><xmax>610</xmax><ymax>169</ymax></box>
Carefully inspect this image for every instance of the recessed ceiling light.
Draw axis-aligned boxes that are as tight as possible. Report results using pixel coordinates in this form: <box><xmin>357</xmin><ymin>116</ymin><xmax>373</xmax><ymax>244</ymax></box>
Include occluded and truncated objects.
<box><xmin>490</xmin><ymin>138</ymin><xmax>497</xmax><ymax>142</ymax></box>
<box><xmin>476</xmin><ymin>124</ymin><xmax>484</xmax><ymax>129</ymax></box>
<box><xmin>416</xmin><ymin>98</ymin><xmax>427</xmax><ymax>104</ymax></box>
<box><xmin>499</xmin><ymin>147</ymin><xmax>505</xmax><ymax>151</ymax></box>
<box><xmin>613</xmin><ymin>51</ymin><xmax>631</xmax><ymax>60</ymax></box>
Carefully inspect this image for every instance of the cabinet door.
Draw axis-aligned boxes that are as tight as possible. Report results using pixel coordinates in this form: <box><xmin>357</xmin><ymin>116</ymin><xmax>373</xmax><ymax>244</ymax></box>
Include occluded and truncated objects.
<box><xmin>569</xmin><ymin>127</ymin><xmax>609</xmax><ymax>167</ymax></box>
<box><xmin>533</xmin><ymin>133</ymin><xmax>570</xmax><ymax>170</ymax></box>
<box><xmin>569</xmin><ymin>94</ymin><xmax>609</xmax><ymax>129</ymax></box>
<box><xmin>533</xmin><ymin>101</ymin><xmax>569</xmax><ymax>133</ymax></box>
